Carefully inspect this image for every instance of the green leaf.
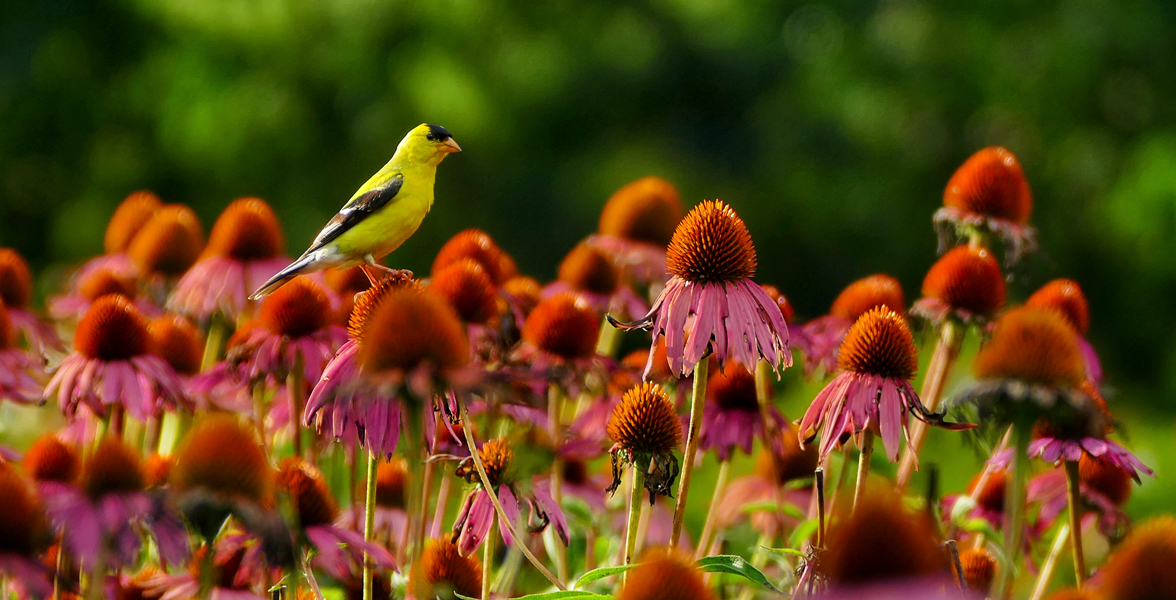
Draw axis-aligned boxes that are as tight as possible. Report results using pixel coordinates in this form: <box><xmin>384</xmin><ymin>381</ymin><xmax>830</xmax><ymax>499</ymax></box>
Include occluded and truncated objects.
<box><xmin>574</xmin><ymin>564</ymin><xmax>638</xmax><ymax>589</ymax></box>
<box><xmin>737</xmin><ymin>501</ymin><xmax>805</xmax><ymax>519</ymax></box>
<box><xmin>763</xmin><ymin>547</ymin><xmax>808</xmax><ymax>559</ymax></box>
<box><xmin>695</xmin><ymin>555</ymin><xmax>781</xmax><ymax>592</ymax></box>
<box><xmin>788</xmin><ymin>518</ymin><xmax>819</xmax><ymax>549</ymax></box>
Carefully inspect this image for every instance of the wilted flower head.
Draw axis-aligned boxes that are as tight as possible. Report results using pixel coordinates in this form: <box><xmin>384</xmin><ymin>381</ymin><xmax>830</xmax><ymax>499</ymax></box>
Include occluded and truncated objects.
<box><xmin>821</xmin><ymin>486</ymin><xmax>946</xmax><ymax>585</ymax></box>
<box><xmin>410</xmin><ymin>538</ymin><xmax>482</xmax><ymax>600</ymax></box>
<box><xmin>169</xmin><ymin>197</ymin><xmax>290</xmax><ymax>320</ymax></box>
<box><xmin>913</xmin><ymin>245</ymin><xmax>1006</xmax><ymax>324</ymax></box>
<box><xmin>799</xmin><ymin>307</ymin><xmax>969</xmax><ymax>463</ymax></box>
<box><xmin>607</xmin><ymin>382</ymin><xmax>682</xmax><ymax>503</ymax></box>
<box><xmin>616</xmin><ymin>548</ymin><xmax>715</xmax><ymax>600</ymax></box>
<box><xmin>613</xmin><ymin>200</ymin><xmax>790</xmax><ymax>377</ymax></box>
<box><xmin>935</xmin><ymin>146</ymin><xmax>1036</xmax><ymax>263</ymax></box>
<box><xmin>428</xmin><ymin>258</ymin><xmax>499</xmax><ymax>325</ymax></box>
<box><xmin>46</xmin><ymin>294</ymin><xmax>186</xmax><ymax>421</ymax></box>
<box><xmin>1097</xmin><ymin>516</ymin><xmax>1176</xmax><ymax>600</ymax></box>
<box><xmin>128</xmin><ymin>204</ymin><xmax>205</xmax><ymax>277</ymax></box>
<box><xmin>802</xmin><ymin>273</ymin><xmax>905</xmax><ymax>376</ymax></box>
<box><xmin>432</xmin><ymin>229</ymin><xmax>517</xmax><ymax>285</ymax></box>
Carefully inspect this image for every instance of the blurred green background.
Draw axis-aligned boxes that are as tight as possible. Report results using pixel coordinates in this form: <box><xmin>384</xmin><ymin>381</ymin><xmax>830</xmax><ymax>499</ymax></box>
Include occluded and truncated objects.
<box><xmin>4</xmin><ymin>1</ymin><xmax>1175</xmax><ymax>409</ymax></box>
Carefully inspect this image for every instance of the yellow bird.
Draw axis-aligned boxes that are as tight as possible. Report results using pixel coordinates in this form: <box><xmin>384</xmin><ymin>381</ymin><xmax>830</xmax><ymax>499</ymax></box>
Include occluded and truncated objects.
<box><xmin>251</xmin><ymin>123</ymin><xmax>461</xmax><ymax>298</ymax></box>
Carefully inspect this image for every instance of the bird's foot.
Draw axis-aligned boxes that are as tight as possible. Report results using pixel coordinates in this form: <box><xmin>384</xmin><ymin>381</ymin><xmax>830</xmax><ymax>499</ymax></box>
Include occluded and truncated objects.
<box><xmin>359</xmin><ymin>263</ymin><xmax>413</xmax><ymax>285</ymax></box>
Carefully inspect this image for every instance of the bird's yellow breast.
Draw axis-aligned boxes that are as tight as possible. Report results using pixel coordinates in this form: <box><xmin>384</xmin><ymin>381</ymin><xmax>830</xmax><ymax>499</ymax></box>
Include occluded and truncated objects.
<box><xmin>333</xmin><ymin>163</ymin><xmax>437</xmax><ymax>260</ymax></box>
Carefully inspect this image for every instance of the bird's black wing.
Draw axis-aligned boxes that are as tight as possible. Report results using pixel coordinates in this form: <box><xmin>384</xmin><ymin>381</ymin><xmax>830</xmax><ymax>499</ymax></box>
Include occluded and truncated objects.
<box><xmin>304</xmin><ymin>172</ymin><xmax>405</xmax><ymax>254</ymax></box>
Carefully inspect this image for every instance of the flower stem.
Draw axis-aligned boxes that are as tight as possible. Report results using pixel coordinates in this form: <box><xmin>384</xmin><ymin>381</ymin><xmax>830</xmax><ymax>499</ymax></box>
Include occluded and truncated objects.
<box><xmin>995</xmin><ymin>422</ymin><xmax>1032</xmax><ymax>599</ymax></box>
<box><xmin>671</xmin><ymin>358</ymin><xmax>709</xmax><ymax>549</ymax></box>
<box><xmin>1028</xmin><ymin>523</ymin><xmax>1070</xmax><ymax>600</ymax></box>
<box><xmin>417</xmin><ymin>458</ymin><xmax>435</xmax><ymax>548</ymax></box>
<box><xmin>853</xmin><ymin>430</ymin><xmax>874</xmax><ymax>512</ymax></box>
<box><xmin>287</xmin><ymin>351</ymin><xmax>304</xmax><ymax>458</ymax></box>
<box><xmin>201</xmin><ymin>313</ymin><xmax>227</xmax><ymax>373</ymax></box>
<box><xmin>595</xmin><ymin>317</ymin><xmax>622</xmax><ymax>358</ymax></box>
<box><xmin>431</xmin><ymin>472</ymin><xmax>451</xmax><ymax>538</ymax></box>
<box><xmin>458</xmin><ymin>398</ymin><xmax>566</xmax><ymax>590</ymax></box>
<box><xmin>547</xmin><ymin>384</ymin><xmax>568</xmax><ymax>582</ymax></box>
<box><xmin>623</xmin><ymin>466</ymin><xmax>646</xmax><ymax>579</ymax></box>
<box><xmin>1064</xmin><ymin>460</ymin><xmax>1087</xmax><ymax>587</ymax></box>
<box><xmin>896</xmin><ymin>321</ymin><xmax>962</xmax><ymax>488</ymax></box>
<box><xmin>362</xmin><ymin>450</ymin><xmax>378</xmax><ymax>600</ymax></box>
<box><xmin>815</xmin><ymin>467</ymin><xmax>826</xmax><ymax>548</ymax></box>
<box><xmin>482</xmin><ymin>516</ymin><xmax>496</xmax><ymax>600</ymax></box>
<box><xmin>694</xmin><ymin>459</ymin><xmax>730</xmax><ymax>560</ymax></box>
<box><xmin>252</xmin><ymin>383</ymin><xmax>267</xmax><ymax>453</ymax></box>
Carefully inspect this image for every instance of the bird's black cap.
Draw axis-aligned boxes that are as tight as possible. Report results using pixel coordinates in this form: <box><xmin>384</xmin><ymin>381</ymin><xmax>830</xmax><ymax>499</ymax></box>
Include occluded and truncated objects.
<box><xmin>425</xmin><ymin>124</ymin><xmax>452</xmax><ymax>141</ymax></box>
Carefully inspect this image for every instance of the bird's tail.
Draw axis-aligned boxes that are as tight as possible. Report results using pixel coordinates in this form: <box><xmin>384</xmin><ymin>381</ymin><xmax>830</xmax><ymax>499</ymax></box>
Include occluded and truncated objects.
<box><xmin>250</xmin><ymin>255</ymin><xmax>317</xmax><ymax>300</ymax></box>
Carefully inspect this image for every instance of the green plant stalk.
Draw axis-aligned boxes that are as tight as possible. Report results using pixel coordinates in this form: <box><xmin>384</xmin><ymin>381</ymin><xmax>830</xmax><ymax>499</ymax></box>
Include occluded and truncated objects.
<box><xmin>547</xmin><ymin>384</ymin><xmax>568</xmax><ymax>582</ymax></box>
<box><xmin>995</xmin><ymin>423</ymin><xmax>1032</xmax><ymax>599</ymax></box>
<box><xmin>852</xmin><ymin>431</ymin><xmax>874</xmax><ymax>512</ymax></box>
<box><xmin>693</xmin><ymin>459</ymin><xmax>731</xmax><ymax>560</ymax></box>
<box><xmin>287</xmin><ymin>351</ymin><xmax>304</xmax><ymax>458</ymax></box>
<box><xmin>595</xmin><ymin>318</ymin><xmax>622</xmax><ymax>358</ymax></box>
<box><xmin>1028</xmin><ymin>522</ymin><xmax>1070</xmax><ymax>600</ymax></box>
<box><xmin>458</xmin><ymin>398</ymin><xmax>566</xmax><ymax>590</ymax></box>
<box><xmin>482</xmin><ymin>516</ymin><xmax>496</xmax><ymax>600</ymax></box>
<box><xmin>362</xmin><ymin>450</ymin><xmax>378</xmax><ymax>600</ymax></box>
<box><xmin>1064</xmin><ymin>460</ymin><xmax>1087</xmax><ymax>587</ymax></box>
<box><xmin>896</xmin><ymin>320</ymin><xmax>962</xmax><ymax>488</ymax></box>
<box><xmin>623</xmin><ymin>465</ymin><xmax>646</xmax><ymax>585</ymax></box>
<box><xmin>403</xmin><ymin>400</ymin><xmax>425</xmax><ymax>563</ymax></box>
<box><xmin>201</xmin><ymin>314</ymin><xmax>227</xmax><ymax>373</ymax></box>
<box><xmin>671</xmin><ymin>358</ymin><xmax>709</xmax><ymax>549</ymax></box>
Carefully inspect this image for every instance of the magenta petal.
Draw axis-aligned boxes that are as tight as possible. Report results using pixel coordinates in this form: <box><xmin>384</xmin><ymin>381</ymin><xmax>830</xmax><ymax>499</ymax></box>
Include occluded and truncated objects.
<box><xmin>498</xmin><ymin>485</ymin><xmax>521</xmax><ymax>548</ymax></box>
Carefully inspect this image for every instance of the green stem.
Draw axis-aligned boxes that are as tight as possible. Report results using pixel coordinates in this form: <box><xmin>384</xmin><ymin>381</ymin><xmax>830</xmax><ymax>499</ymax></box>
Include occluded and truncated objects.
<box><xmin>595</xmin><ymin>317</ymin><xmax>622</xmax><ymax>358</ymax></box>
<box><xmin>362</xmin><ymin>451</ymin><xmax>378</xmax><ymax>600</ymax></box>
<box><xmin>547</xmin><ymin>384</ymin><xmax>567</xmax><ymax>582</ymax></box>
<box><xmin>896</xmin><ymin>321</ymin><xmax>962</xmax><ymax>488</ymax></box>
<box><xmin>1064</xmin><ymin>460</ymin><xmax>1087</xmax><ymax>587</ymax></box>
<box><xmin>995</xmin><ymin>423</ymin><xmax>1032</xmax><ymax>599</ymax></box>
<box><xmin>482</xmin><ymin>516</ymin><xmax>496</xmax><ymax>600</ymax></box>
<box><xmin>403</xmin><ymin>400</ymin><xmax>425</xmax><ymax>563</ymax></box>
<box><xmin>201</xmin><ymin>314</ymin><xmax>227</xmax><ymax>373</ymax></box>
<box><xmin>287</xmin><ymin>351</ymin><xmax>305</xmax><ymax>458</ymax></box>
<box><xmin>670</xmin><ymin>359</ymin><xmax>709</xmax><ymax>549</ymax></box>
<box><xmin>853</xmin><ymin>430</ymin><xmax>874</xmax><ymax>512</ymax></box>
<box><xmin>1028</xmin><ymin>523</ymin><xmax>1070</xmax><ymax>600</ymax></box>
<box><xmin>623</xmin><ymin>466</ymin><xmax>646</xmax><ymax>582</ymax></box>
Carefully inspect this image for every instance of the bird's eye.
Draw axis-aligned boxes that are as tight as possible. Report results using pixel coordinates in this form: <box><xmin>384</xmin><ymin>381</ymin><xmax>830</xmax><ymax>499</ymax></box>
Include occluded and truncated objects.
<box><xmin>426</xmin><ymin>133</ymin><xmax>436</xmax><ymax>141</ymax></box>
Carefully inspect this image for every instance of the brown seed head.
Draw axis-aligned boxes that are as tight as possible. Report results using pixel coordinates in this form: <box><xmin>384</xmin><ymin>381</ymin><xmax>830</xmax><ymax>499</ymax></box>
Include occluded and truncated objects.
<box><xmin>1098</xmin><ymin>516</ymin><xmax>1176</xmax><ymax>600</ymax></box>
<box><xmin>944</xmin><ymin>147</ymin><xmax>1033</xmax><ymax>224</ymax></box>
<box><xmin>0</xmin><ymin>464</ymin><xmax>48</xmax><ymax>555</ymax></box>
<box><xmin>171</xmin><ymin>414</ymin><xmax>273</xmax><ymax>506</ymax></box>
<box><xmin>375</xmin><ymin>457</ymin><xmax>408</xmax><ymax>509</ymax></box>
<box><xmin>144</xmin><ymin>454</ymin><xmax>174</xmax><ymax>488</ymax></box>
<box><xmin>558</xmin><ymin>243</ymin><xmax>620</xmax><ymax>296</ymax></box>
<box><xmin>1079</xmin><ymin>453</ymin><xmax>1133</xmax><ymax>506</ymax></box>
<box><xmin>79</xmin><ymin>269</ymin><xmax>138</xmax><ymax>302</ymax></box>
<box><xmin>203</xmin><ymin>198</ymin><xmax>285</xmax><ymax>261</ymax></box>
<box><xmin>959</xmin><ymin>549</ymin><xmax>996</xmax><ymax>592</ymax></box>
<box><xmin>760</xmin><ymin>284</ymin><xmax>796</xmax><ymax>322</ymax></box>
<box><xmin>502</xmin><ymin>276</ymin><xmax>542</xmax><ymax>315</ymax></box>
<box><xmin>432</xmin><ymin>229</ymin><xmax>516</xmax><ymax>285</ymax></box>
<box><xmin>278</xmin><ymin>458</ymin><xmax>338</xmax><ymax>528</ymax></box>
<box><xmin>1044</xmin><ymin>588</ymin><xmax>1097</xmax><ymax>600</ymax></box>
<box><xmin>707</xmin><ymin>363</ymin><xmax>762</xmax><ymax>412</ymax></box>
<box><xmin>837</xmin><ymin>307</ymin><xmax>918</xmax><ymax>380</ymax></box>
<box><xmin>105</xmin><ymin>191</ymin><xmax>163</xmax><ymax>254</ymax></box>
<box><xmin>608</xmin><ymin>383</ymin><xmax>682</xmax><ymax>454</ymax></box>
<box><xmin>0</xmin><ymin>248</ymin><xmax>33</xmax><ymax>309</ymax></box>
<box><xmin>973</xmin><ymin>306</ymin><xmax>1085</xmax><ymax>387</ymax></box>
<box><xmin>257</xmin><ymin>277</ymin><xmax>331</xmax><ymax>338</ymax></box>
<box><xmin>22</xmin><ymin>435</ymin><xmax>79</xmax><ymax>484</ymax></box>
<box><xmin>1026</xmin><ymin>279</ymin><xmax>1090</xmax><ymax>336</ymax></box>
<box><xmin>617</xmin><ymin>548</ymin><xmax>716</xmax><ymax>600</ymax></box>
<box><xmin>82</xmin><ymin>437</ymin><xmax>144</xmax><ymax>498</ymax></box>
<box><xmin>598</xmin><ymin>176</ymin><xmax>684</xmax><ymax>247</ymax></box>
<box><xmin>358</xmin><ymin>288</ymin><xmax>469</xmax><ymax>374</ymax></box>
<box><xmin>428</xmin><ymin>259</ymin><xmax>499</xmax><ymax>325</ymax></box>
<box><xmin>921</xmin><ymin>246</ymin><xmax>1006</xmax><ymax>317</ymax></box>
<box><xmin>347</xmin><ymin>271</ymin><xmax>418</xmax><ymax>341</ymax></box>
<box><xmin>74</xmin><ymin>295</ymin><xmax>151</xmax><ymax>360</ymax></box>
<box><xmin>821</xmin><ymin>487</ymin><xmax>946</xmax><ymax>584</ymax></box>
<box><xmin>967</xmin><ymin>470</ymin><xmax>1007</xmax><ymax>514</ymax></box>
<box><xmin>465</xmin><ymin>438</ymin><xmax>514</xmax><ymax>488</ymax></box>
<box><xmin>665</xmin><ymin>200</ymin><xmax>756</xmax><ymax>284</ymax></box>
<box><xmin>128</xmin><ymin>205</ymin><xmax>205</xmax><ymax>276</ymax></box>
<box><xmin>149</xmin><ymin>315</ymin><xmax>204</xmax><ymax>376</ymax></box>
<box><xmin>830</xmin><ymin>274</ymin><xmax>905</xmax><ymax>320</ymax></box>
<box><xmin>410</xmin><ymin>538</ymin><xmax>482</xmax><ymax>600</ymax></box>
<box><xmin>755</xmin><ymin>426</ymin><xmax>818</xmax><ymax>486</ymax></box>
<box><xmin>521</xmin><ymin>293</ymin><xmax>599</xmax><ymax>361</ymax></box>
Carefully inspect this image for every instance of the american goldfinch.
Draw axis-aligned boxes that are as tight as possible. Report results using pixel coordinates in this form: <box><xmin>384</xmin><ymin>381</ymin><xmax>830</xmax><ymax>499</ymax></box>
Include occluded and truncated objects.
<box><xmin>251</xmin><ymin>123</ymin><xmax>461</xmax><ymax>298</ymax></box>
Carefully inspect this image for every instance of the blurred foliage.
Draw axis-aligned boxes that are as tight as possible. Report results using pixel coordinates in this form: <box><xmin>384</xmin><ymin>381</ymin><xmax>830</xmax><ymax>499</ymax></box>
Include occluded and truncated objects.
<box><xmin>4</xmin><ymin>0</ymin><xmax>1176</xmax><ymax>416</ymax></box>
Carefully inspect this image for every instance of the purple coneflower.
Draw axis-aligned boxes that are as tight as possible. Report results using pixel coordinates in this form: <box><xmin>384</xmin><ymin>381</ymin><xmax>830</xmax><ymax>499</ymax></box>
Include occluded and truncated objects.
<box><xmin>277</xmin><ymin>458</ymin><xmax>392</xmax><ymax>579</ymax></box>
<box><xmin>0</xmin><ymin>464</ymin><xmax>53</xmax><ymax>598</ymax></box>
<box><xmin>587</xmin><ymin>176</ymin><xmax>684</xmax><ymax>286</ymax></box>
<box><xmin>45</xmin><ymin>437</ymin><xmax>188</xmax><ymax>570</ymax></box>
<box><xmin>545</xmin><ymin>242</ymin><xmax>646</xmax><ymax>321</ymax></box>
<box><xmin>0</xmin><ymin>248</ymin><xmax>63</xmax><ymax>352</ymax></box>
<box><xmin>74</xmin><ymin>190</ymin><xmax>162</xmax><ymax>281</ymax></box>
<box><xmin>1028</xmin><ymin>453</ymin><xmax>1135</xmax><ymax>543</ymax></box>
<box><xmin>800</xmin><ymin>273</ymin><xmax>905</xmax><ymax>377</ymax></box>
<box><xmin>934</xmin><ymin>146</ymin><xmax>1036</xmax><ymax>264</ymax></box>
<box><xmin>144</xmin><ymin>534</ymin><xmax>270</xmax><ymax>600</ymax></box>
<box><xmin>911</xmin><ymin>245</ymin><xmax>1006</xmax><ymax>326</ymax></box>
<box><xmin>0</xmin><ymin>303</ymin><xmax>42</xmax><ymax>404</ymax></box>
<box><xmin>169</xmin><ymin>198</ymin><xmax>290</xmax><ymax>321</ymax></box>
<box><xmin>1026</xmin><ymin>279</ymin><xmax>1103</xmax><ymax>387</ymax></box>
<box><xmin>699</xmin><ymin>360</ymin><xmax>786</xmax><ymax>462</ymax></box>
<box><xmin>409</xmin><ymin>538</ymin><xmax>482</xmax><ymax>600</ymax></box>
<box><xmin>433</xmin><ymin>229</ymin><xmax>518</xmax><ymax>287</ymax></box>
<box><xmin>45</xmin><ymin>294</ymin><xmax>186</xmax><ymax>422</ymax></box>
<box><xmin>49</xmin><ymin>267</ymin><xmax>158</xmax><ymax>322</ymax></box>
<box><xmin>126</xmin><ymin>204</ymin><xmax>205</xmax><ymax>284</ymax></box>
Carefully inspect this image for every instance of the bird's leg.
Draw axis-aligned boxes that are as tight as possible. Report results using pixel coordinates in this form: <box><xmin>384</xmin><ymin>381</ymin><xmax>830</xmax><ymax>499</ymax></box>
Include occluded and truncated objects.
<box><xmin>360</xmin><ymin>255</ymin><xmax>413</xmax><ymax>285</ymax></box>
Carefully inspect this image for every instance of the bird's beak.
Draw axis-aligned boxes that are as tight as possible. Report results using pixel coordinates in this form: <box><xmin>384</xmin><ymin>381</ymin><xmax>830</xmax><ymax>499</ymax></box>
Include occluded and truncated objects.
<box><xmin>440</xmin><ymin>138</ymin><xmax>462</xmax><ymax>153</ymax></box>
